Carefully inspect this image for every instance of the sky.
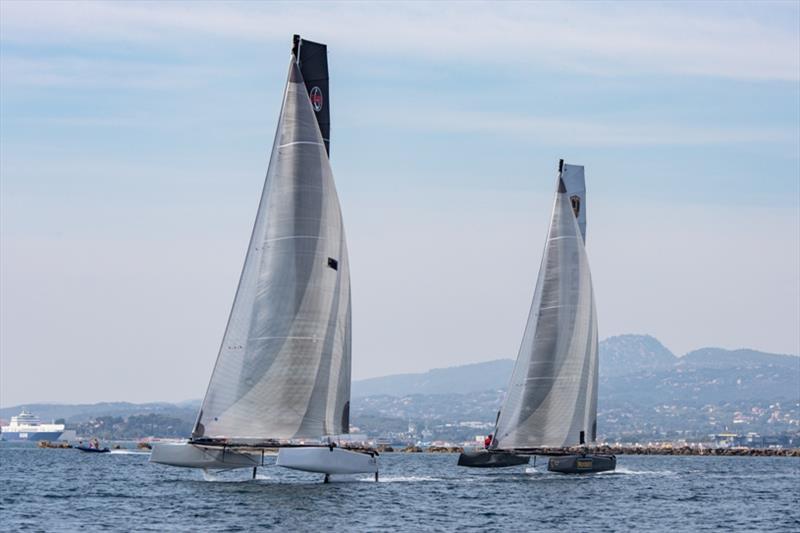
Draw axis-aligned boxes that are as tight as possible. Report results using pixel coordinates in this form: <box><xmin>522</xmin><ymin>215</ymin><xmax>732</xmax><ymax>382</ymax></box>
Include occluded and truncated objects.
<box><xmin>1</xmin><ymin>1</ymin><xmax>798</xmax><ymax>407</ymax></box>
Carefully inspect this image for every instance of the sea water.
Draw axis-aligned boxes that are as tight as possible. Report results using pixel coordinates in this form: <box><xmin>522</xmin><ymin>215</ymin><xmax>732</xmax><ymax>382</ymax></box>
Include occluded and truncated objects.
<box><xmin>1</xmin><ymin>443</ymin><xmax>798</xmax><ymax>531</ymax></box>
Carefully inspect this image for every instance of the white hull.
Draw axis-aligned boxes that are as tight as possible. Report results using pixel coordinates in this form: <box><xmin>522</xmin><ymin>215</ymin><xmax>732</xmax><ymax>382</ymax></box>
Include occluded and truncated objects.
<box><xmin>277</xmin><ymin>447</ymin><xmax>378</xmax><ymax>475</ymax></box>
<box><xmin>149</xmin><ymin>442</ymin><xmax>261</xmax><ymax>469</ymax></box>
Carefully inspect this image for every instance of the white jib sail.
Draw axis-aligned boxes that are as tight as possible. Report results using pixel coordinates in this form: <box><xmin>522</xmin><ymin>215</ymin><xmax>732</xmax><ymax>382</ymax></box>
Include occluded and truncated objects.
<box><xmin>493</xmin><ymin>163</ymin><xmax>598</xmax><ymax>449</ymax></box>
<box><xmin>192</xmin><ymin>59</ymin><xmax>351</xmax><ymax>442</ymax></box>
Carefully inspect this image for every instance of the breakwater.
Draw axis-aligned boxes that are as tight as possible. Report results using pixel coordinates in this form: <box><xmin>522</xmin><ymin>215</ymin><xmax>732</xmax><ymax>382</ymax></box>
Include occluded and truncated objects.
<box><xmin>32</xmin><ymin>441</ymin><xmax>799</xmax><ymax>457</ymax></box>
<box><xmin>392</xmin><ymin>444</ymin><xmax>799</xmax><ymax>456</ymax></box>
<box><xmin>580</xmin><ymin>445</ymin><xmax>800</xmax><ymax>457</ymax></box>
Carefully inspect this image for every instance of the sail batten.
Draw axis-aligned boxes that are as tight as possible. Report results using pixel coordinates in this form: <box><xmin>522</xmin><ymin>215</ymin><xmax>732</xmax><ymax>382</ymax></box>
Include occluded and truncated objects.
<box><xmin>193</xmin><ymin>40</ymin><xmax>350</xmax><ymax>442</ymax></box>
<box><xmin>492</xmin><ymin>162</ymin><xmax>598</xmax><ymax>450</ymax></box>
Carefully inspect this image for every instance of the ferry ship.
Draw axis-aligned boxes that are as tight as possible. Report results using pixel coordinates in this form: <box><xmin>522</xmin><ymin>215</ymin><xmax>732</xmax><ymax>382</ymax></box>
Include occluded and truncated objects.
<box><xmin>1</xmin><ymin>410</ymin><xmax>66</xmax><ymax>441</ymax></box>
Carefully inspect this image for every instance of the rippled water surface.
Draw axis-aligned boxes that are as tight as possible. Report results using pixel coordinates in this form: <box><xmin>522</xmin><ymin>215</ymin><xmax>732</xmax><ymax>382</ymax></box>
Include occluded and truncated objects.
<box><xmin>1</xmin><ymin>443</ymin><xmax>798</xmax><ymax>531</ymax></box>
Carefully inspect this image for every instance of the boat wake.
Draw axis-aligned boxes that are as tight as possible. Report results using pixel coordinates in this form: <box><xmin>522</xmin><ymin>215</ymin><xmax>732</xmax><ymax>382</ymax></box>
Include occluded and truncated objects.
<box><xmin>196</xmin><ymin>469</ymin><xmax>281</xmax><ymax>483</ymax></box>
<box><xmin>367</xmin><ymin>475</ymin><xmax>441</xmax><ymax>483</ymax></box>
<box><xmin>110</xmin><ymin>450</ymin><xmax>150</xmax><ymax>456</ymax></box>
<box><xmin>612</xmin><ymin>467</ymin><xmax>676</xmax><ymax>477</ymax></box>
<box><xmin>521</xmin><ymin>466</ymin><xmax>675</xmax><ymax>477</ymax></box>
<box><xmin>524</xmin><ymin>467</ymin><xmax>548</xmax><ymax>475</ymax></box>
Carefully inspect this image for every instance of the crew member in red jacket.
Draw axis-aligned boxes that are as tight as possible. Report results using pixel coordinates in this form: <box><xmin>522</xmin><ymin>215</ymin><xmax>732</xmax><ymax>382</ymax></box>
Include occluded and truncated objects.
<box><xmin>484</xmin><ymin>434</ymin><xmax>493</xmax><ymax>449</ymax></box>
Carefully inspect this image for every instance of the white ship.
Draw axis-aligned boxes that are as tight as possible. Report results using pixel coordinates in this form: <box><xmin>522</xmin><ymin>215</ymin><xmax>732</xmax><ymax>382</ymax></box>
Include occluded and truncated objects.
<box><xmin>1</xmin><ymin>410</ymin><xmax>67</xmax><ymax>441</ymax></box>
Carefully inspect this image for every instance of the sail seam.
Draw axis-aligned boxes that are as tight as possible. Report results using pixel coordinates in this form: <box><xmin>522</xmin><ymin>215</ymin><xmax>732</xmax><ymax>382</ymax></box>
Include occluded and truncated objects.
<box><xmin>247</xmin><ymin>336</ymin><xmax>320</xmax><ymax>341</ymax></box>
<box><xmin>518</xmin><ymin>376</ymin><xmax>582</xmax><ymax>382</ymax></box>
<box><xmin>264</xmin><ymin>235</ymin><xmax>326</xmax><ymax>243</ymax></box>
<box><xmin>279</xmin><ymin>141</ymin><xmax>324</xmax><ymax>148</ymax></box>
<box><xmin>538</xmin><ymin>304</ymin><xmax>579</xmax><ymax>311</ymax></box>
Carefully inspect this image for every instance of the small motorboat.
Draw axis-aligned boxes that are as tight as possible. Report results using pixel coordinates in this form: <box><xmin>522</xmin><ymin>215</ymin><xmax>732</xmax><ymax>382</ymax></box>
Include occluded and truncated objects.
<box><xmin>75</xmin><ymin>438</ymin><xmax>109</xmax><ymax>453</ymax></box>
<box><xmin>75</xmin><ymin>445</ymin><xmax>110</xmax><ymax>453</ymax></box>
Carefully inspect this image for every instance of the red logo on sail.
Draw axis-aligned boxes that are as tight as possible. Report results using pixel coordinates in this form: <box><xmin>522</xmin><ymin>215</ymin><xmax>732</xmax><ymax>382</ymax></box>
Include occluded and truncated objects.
<box><xmin>309</xmin><ymin>86</ymin><xmax>323</xmax><ymax>112</ymax></box>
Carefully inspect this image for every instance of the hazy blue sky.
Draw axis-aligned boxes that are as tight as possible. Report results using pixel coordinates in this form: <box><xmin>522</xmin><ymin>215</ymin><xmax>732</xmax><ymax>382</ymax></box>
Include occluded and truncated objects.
<box><xmin>1</xmin><ymin>1</ymin><xmax>798</xmax><ymax>406</ymax></box>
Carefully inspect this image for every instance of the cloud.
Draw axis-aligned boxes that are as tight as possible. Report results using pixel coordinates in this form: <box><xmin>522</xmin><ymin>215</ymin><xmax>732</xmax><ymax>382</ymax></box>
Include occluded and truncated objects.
<box><xmin>0</xmin><ymin>57</ymin><xmax>233</xmax><ymax>90</ymax></box>
<box><xmin>1</xmin><ymin>1</ymin><xmax>798</xmax><ymax>81</ymax></box>
<box><xmin>346</xmin><ymin>106</ymin><xmax>797</xmax><ymax>147</ymax></box>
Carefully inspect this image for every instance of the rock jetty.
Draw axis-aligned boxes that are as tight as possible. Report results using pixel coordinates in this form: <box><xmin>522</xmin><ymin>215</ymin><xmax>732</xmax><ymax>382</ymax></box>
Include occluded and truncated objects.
<box><xmin>393</xmin><ymin>444</ymin><xmax>798</xmax><ymax>456</ymax></box>
<box><xmin>506</xmin><ymin>445</ymin><xmax>799</xmax><ymax>457</ymax></box>
<box><xmin>38</xmin><ymin>441</ymin><xmax>72</xmax><ymax>449</ymax></box>
<box><xmin>426</xmin><ymin>446</ymin><xmax>464</xmax><ymax>453</ymax></box>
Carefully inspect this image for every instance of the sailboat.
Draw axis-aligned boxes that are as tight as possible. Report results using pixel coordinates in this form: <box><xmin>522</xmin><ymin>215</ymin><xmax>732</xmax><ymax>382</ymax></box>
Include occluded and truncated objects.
<box><xmin>150</xmin><ymin>35</ymin><xmax>378</xmax><ymax>481</ymax></box>
<box><xmin>458</xmin><ymin>160</ymin><xmax>615</xmax><ymax>474</ymax></box>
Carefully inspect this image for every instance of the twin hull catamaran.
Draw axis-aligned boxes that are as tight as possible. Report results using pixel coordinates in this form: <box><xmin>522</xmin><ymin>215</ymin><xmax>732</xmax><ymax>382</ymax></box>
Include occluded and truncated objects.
<box><xmin>150</xmin><ymin>35</ymin><xmax>378</xmax><ymax>481</ymax></box>
<box><xmin>458</xmin><ymin>161</ymin><xmax>615</xmax><ymax>474</ymax></box>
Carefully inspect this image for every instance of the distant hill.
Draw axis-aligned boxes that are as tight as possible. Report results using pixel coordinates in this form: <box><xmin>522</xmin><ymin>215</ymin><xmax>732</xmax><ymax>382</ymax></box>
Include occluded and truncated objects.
<box><xmin>604</xmin><ymin>345</ymin><xmax>799</xmax><ymax>406</ymax></box>
<box><xmin>352</xmin><ymin>335</ymin><xmax>799</xmax><ymax>407</ymax></box>
<box><xmin>352</xmin><ymin>335</ymin><xmax>799</xmax><ymax>401</ymax></box>
<box><xmin>680</xmin><ymin>348</ymin><xmax>800</xmax><ymax>370</ymax></box>
<box><xmin>352</xmin><ymin>359</ymin><xmax>514</xmax><ymax>398</ymax></box>
<box><xmin>600</xmin><ymin>334</ymin><xmax>676</xmax><ymax>377</ymax></box>
<box><xmin>3</xmin><ymin>335</ymin><xmax>797</xmax><ymax>442</ymax></box>
<box><xmin>349</xmin><ymin>337</ymin><xmax>799</xmax><ymax>442</ymax></box>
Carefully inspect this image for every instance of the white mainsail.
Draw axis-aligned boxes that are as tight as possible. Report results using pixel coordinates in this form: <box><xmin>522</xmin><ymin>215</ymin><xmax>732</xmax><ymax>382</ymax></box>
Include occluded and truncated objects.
<box><xmin>492</xmin><ymin>161</ymin><xmax>598</xmax><ymax>449</ymax></box>
<box><xmin>192</xmin><ymin>43</ymin><xmax>351</xmax><ymax>442</ymax></box>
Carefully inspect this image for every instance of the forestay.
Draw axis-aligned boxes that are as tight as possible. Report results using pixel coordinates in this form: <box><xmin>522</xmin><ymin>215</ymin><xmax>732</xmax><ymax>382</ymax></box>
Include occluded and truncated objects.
<box><xmin>492</xmin><ymin>162</ymin><xmax>598</xmax><ymax>449</ymax></box>
<box><xmin>192</xmin><ymin>50</ymin><xmax>351</xmax><ymax>441</ymax></box>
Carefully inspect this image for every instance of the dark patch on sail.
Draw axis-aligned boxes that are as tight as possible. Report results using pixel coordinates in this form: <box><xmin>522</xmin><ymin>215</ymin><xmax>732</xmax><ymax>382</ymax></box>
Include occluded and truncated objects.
<box><xmin>293</xmin><ymin>35</ymin><xmax>330</xmax><ymax>155</ymax></box>
<box><xmin>341</xmin><ymin>401</ymin><xmax>350</xmax><ymax>432</ymax></box>
<box><xmin>327</xmin><ymin>257</ymin><xmax>338</xmax><ymax>270</ymax></box>
<box><xmin>289</xmin><ymin>61</ymin><xmax>303</xmax><ymax>83</ymax></box>
<box><xmin>570</xmin><ymin>195</ymin><xmax>581</xmax><ymax>218</ymax></box>
<box><xmin>592</xmin><ymin>419</ymin><xmax>597</xmax><ymax>441</ymax></box>
<box><xmin>192</xmin><ymin>410</ymin><xmax>205</xmax><ymax>438</ymax></box>
<box><xmin>335</xmin><ymin>296</ymin><xmax>353</xmax><ymax>434</ymax></box>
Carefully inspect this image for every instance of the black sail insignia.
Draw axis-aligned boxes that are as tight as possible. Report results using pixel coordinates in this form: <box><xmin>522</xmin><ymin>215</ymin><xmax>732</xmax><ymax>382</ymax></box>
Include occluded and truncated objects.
<box><xmin>292</xmin><ymin>35</ymin><xmax>330</xmax><ymax>155</ymax></box>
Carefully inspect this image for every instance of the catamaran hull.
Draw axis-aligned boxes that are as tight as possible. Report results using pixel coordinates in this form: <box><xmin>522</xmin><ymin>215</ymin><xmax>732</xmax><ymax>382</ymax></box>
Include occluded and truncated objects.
<box><xmin>277</xmin><ymin>447</ymin><xmax>378</xmax><ymax>475</ymax></box>
<box><xmin>457</xmin><ymin>451</ymin><xmax>530</xmax><ymax>468</ymax></box>
<box><xmin>149</xmin><ymin>442</ymin><xmax>260</xmax><ymax>469</ymax></box>
<box><xmin>547</xmin><ymin>454</ymin><xmax>616</xmax><ymax>474</ymax></box>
